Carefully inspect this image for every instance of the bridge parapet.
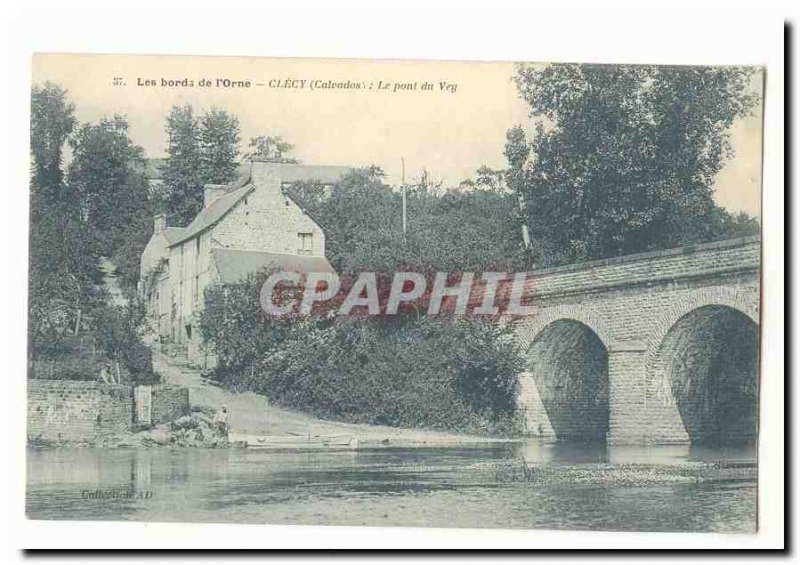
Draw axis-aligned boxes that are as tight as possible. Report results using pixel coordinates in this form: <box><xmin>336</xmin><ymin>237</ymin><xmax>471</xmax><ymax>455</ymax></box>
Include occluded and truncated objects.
<box><xmin>526</xmin><ymin>236</ymin><xmax>760</xmax><ymax>299</ymax></box>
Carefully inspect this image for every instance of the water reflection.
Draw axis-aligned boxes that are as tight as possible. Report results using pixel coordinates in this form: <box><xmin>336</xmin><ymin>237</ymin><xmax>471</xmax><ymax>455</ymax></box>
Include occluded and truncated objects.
<box><xmin>516</xmin><ymin>440</ymin><xmax>756</xmax><ymax>466</ymax></box>
<box><xmin>26</xmin><ymin>442</ymin><xmax>756</xmax><ymax>532</ymax></box>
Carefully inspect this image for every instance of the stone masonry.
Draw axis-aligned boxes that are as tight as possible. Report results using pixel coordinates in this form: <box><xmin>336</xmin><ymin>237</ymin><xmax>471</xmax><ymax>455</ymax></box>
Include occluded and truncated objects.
<box><xmin>28</xmin><ymin>380</ymin><xmax>189</xmax><ymax>443</ymax></box>
<box><xmin>27</xmin><ymin>380</ymin><xmax>133</xmax><ymax>443</ymax></box>
<box><xmin>150</xmin><ymin>385</ymin><xmax>190</xmax><ymax>425</ymax></box>
<box><xmin>514</xmin><ymin>236</ymin><xmax>760</xmax><ymax>445</ymax></box>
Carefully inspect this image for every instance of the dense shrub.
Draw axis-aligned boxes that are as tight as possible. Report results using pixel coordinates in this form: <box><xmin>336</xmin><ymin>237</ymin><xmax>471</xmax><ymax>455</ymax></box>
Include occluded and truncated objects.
<box><xmin>200</xmin><ymin>280</ymin><xmax>523</xmax><ymax>435</ymax></box>
<box><xmin>29</xmin><ymin>301</ymin><xmax>157</xmax><ymax>384</ymax></box>
<box><xmin>94</xmin><ymin>300</ymin><xmax>158</xmax><ymax>384</ymax></box>
<box><xmin>199</xmin><ymin>275</ymin><xmax>295</xmax><ymax>374</ymax></box>
<box><xmin>27</xmin><ymin>335</ymin><xmax>108</xmax><ymax>381</ymax></box>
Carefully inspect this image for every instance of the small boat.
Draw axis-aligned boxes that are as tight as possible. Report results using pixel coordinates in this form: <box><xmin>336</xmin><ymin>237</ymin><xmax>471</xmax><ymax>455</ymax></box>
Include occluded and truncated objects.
<box><xmin>229</xmin><ymin>432</ymin><xmax>358</xmax><ymax>450</ymax></box>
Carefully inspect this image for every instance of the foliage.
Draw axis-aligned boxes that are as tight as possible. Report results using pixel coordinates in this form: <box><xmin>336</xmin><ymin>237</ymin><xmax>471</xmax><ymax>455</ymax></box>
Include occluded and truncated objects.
<box><xmin>198</xmin><ymin>167</ymin><xmax>529</xmax><ymax>434</ymax></box>
<box><xmin>28</xmin><ymin>335</ymin><xmax>109</xmax><ymax>381</ymax></box>
<box><xmin>28</xmin><ymin>191</ymin><xmax>106</xmax><ymax>356</ymax></box>
<box><xmin>710</xmin><ymin>207</ymin><xmax>760</xmax><ymax>240</ymax></box>
<box><xmin>201</xmin><ymin>280</ymin><xmax>522</xmax><ymax>434</ymax></box>
<box><xmin>199</xmin><ymin>274</ymin><xmax>295</xmax><ymax>375</ymax></box>
<box><xmin>244</xmin><ymin>135</ymin><xmax>298</xmax><ymax>163</ymax></box>
<box><xmin>200</xmin><ymin>158</ymin><xmax>529</xmax><ymax>432</ymax></box>
<box><xmin>199</xmin><ymin>108</ymin><xmax>241</xmax><ymax>185</ymax></box>
<box><xmin>162</xmin><ymin>105</ymin><xmax>203</xmax><ymax>225</ymax></box>
<box><xmin>509</xmin><ymin>63</ymin><xmax>760</xmax><ymax>266</ymax></box>
<box><xmin>93</xmin><ymin>300</ymin><xmax>158</xmax><ymax>384</ymax></box>
<box><xmin>30</xmin><ymin>82</ymin><xmax>77</xmax><ymax>192</ymax></box>
<box><xmin>286</xmin><ymin>167</ymin><xmax>528</xmax><ymax>275</ymax></box>
<box><xmin>29</xmin><ymin>82</ymin><xmax>158</xmax><ymax>379</ymax></box>
<box><xmin>29</xmin><ymin>83</ymin><xmax>105</xmax><ymax>359</ymax></box>
<box><xmin>163</xmin><ymin>105</ymin><xmax>242</xmax><ymax>224</ymax></box>
<box><xmin>67</xmin><ymin>116</ymin><xmax>154</xmax><ymax>287</ymax></box>
<box><xmin>459</xmin><ymin>165</ymin><xmax>507</xmax><ymax>192</ymax></box>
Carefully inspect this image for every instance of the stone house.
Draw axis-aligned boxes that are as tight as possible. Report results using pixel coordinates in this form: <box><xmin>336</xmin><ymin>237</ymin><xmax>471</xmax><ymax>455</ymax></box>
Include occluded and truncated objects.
<box><xmin>140</xmin><ymin>161</ymin><xmax>349</xmax><ymax>364</ymax></box>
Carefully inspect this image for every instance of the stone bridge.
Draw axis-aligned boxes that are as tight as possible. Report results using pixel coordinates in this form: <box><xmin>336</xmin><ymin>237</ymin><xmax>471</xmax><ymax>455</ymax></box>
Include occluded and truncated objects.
<box><xmin>514</xmin><ymin>236</ymin><xmax>760</xmax><ymax>446</ymax></box>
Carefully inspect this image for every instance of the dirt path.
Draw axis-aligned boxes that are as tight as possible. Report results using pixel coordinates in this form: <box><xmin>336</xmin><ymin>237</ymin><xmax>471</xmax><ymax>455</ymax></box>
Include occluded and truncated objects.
<box><xmin>153</xmin><ymin>352</ymin><xmax>510</xmax><ymax>446</ymax></box>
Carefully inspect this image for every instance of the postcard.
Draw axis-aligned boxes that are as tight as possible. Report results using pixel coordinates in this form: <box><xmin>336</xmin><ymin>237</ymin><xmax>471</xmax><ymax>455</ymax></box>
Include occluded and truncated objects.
<box><xmin>26</xmin><ymin>53</ymin><xmax>764</xmax><ymax>534</ymax></box>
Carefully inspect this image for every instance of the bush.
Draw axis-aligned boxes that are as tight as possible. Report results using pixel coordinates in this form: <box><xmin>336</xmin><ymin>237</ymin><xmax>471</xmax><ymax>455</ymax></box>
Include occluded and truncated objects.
<box><xmin>200</xmin><ymin>279</ymin><xmax>523</xmax><ymax>435</ymax></box>
<box><xmin>27</xmin><ymin>336</ymin><xmax>108</xmax><ymax>380</ymax></box>
<box><xmin>199</xmin><ymin>274</ymin><xmax>295</xmax><ymax>374</ymax></box>
<box><xmin>94</xmin><ymin>300</ymin><xmax>158</xmax><ymax>384</ymax></box>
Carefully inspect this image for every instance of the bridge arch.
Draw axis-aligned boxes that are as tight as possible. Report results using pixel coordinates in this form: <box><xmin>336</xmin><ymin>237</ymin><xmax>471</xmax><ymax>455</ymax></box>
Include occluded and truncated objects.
<box><xmin>520</xmin><ymin>310</ymin><xmax>611</xmax><ymax>442</ymax></box>
<box><xmin>515</xmin><ymin>304</ymin><xmax>614</xmax><ymax>351</ymax></box>
<box><xmin>646</xmin><ymin>300</ymin><xmax>759</xmax><ymax>445</ymax></box>
<box><xmin>644</xmin><ymin>288</ymin><xmax>759</xmax><ymax>357</ymax></box>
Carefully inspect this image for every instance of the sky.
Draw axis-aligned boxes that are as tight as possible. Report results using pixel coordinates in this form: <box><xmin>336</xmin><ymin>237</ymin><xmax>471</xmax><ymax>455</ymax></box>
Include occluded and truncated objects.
<box><xmin>32</xmin><ymin>53</ymin><xmax>763</xmax><ymax>215</ymax></box>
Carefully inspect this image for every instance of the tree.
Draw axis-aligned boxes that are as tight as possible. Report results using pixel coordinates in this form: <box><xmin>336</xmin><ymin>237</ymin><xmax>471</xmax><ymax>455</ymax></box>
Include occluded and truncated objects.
<box><xmin>67</xmin><ymin>116</ymin><xmax>153</xmax><ymax>280</ymax></box>
<box><xmin>286</xmin><ymin>166</ymin><xmax>527</xmax><ymax>275</ymax></box>
<box><xmin>94</xmin><ymin>300</ymin><xmax>157</xmax><ymax>384</ymax></box>
<box><xmin>163</xmin><ymin>105</ymin><xmax>203</xmax><ymax>225</ymax></box>
<box><xmin>245</xmin><ymin>135</ymin><xmax>298</xmax><ymax>163</ymax></box>
<box><xmin>199</xmin><ymin>108</ymin><xmax>241</xmax><ymax>185</ymax></box>
<box><xmin>30</xmin><ymin>82</ymin><xmax>76</xmax><ymax>195</ymax></box>
<box><xmin>509</xmin><ymin>63</ymin><xmax>759</xmax><ymax>266</ymax></box>
<box><xmin>710</xmin><ymin>207</ymin><xmax>760</xmax><ymax>240</ymax></box>
<box><xmin>473</xmin><ymin>165</ymin><xmax>507</xmax><ymax>192</ymax></box>
<box><xmin>164</xmin><ymin>105</ymin><xmax>242</xmax><ymax>224</ymax></box>
<box><xmin>28</xmin><ymin>191</ymin><xmax>106</xmax><ymax>357</ymax></box>
<box><xmin>29</xmin><ymin>83</ymin><xmax>104</xmax><ymax>358</ymax></box>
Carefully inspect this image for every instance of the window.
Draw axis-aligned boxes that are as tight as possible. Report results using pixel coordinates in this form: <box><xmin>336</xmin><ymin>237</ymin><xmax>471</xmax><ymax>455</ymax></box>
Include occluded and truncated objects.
<box><xmin>298</xmin><ymin>232</ymin><xmax>313</xmax><ymax>255</ymax></box>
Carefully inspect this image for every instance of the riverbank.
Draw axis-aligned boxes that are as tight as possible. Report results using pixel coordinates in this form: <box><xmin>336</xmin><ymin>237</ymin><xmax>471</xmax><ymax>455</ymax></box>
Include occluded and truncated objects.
<box><xmin>154</xmin><ymin>351</ymin><xmax>514</xmax><ymax>447</ymax></box>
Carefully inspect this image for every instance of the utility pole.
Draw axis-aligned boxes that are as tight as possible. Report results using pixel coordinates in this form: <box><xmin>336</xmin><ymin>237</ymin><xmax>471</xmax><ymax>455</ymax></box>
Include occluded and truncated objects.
<box><xmin>518</xmin><ymin>194</ymin><xmax>531</xmax><ymax>249</ymax></box>
<box><xmin>401</xmin><ymin>157</ymin><xmax>407</xmax><ymax>235</ymax></box>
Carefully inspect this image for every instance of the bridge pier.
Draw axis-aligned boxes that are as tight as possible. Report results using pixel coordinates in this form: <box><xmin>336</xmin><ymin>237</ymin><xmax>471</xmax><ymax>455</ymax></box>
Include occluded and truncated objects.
<box><xmin>607</xmin><ymin>341</ymin><xmax>649</xmax><ymax>444</ymax></box>
<box><xmin>517</xmin><ymin>371</ymin><xmax>557</xmax><ymax>441</ymax></box>
<box><xmin>607</xmin><ymin>341</ymin><xmax>691</xmax><ymax>444</ymax></box>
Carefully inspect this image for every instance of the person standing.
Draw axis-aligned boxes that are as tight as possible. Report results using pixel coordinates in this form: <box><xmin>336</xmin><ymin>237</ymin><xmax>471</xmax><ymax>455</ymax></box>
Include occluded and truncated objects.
<box><xmin>213</xmin><ymin>405</ymin><xmax>229</xmax><ymax>440</ymax></box>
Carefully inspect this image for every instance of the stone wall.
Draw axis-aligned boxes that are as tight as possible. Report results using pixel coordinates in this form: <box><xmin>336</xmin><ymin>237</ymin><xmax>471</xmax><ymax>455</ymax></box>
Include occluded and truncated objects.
<box><xmin>151</xmin><ymin>385</ymin><xmax>190</xmax><ymax>425</ymax></box>
<box><xmin>27</xmin><ymin>380</ymin><xmax>133</xmax><ymax>442</ymax></box>
<box><xmin>28</xmin><ymin>380</ymin><xmax>190</xmax><ymax>443</ymax></box>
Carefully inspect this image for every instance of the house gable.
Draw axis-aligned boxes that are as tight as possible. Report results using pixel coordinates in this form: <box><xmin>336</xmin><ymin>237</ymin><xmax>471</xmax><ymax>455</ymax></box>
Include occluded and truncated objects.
<box><xmin>210</xmin><ymin>163</ymin><xmax>330</xmax><ymax>256</ymax></box>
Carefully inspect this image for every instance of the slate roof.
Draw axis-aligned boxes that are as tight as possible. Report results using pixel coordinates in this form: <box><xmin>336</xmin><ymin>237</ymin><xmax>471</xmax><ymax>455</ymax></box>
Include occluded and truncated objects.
<box><xmin>167</xmin><ymin>163</ymin><xmax>351</xmax><ymax>248</ymax></box>
<box><xmin>162</xmin><ymin>227</ymin><xmax>187</xmax><ymax>246</ymax></box>
<box><xmin>141</xmin><ymin>158</ymin><xmax>250</xmax><ymax>181</ymax></box>
<box><xmin>170</xmin><ymin>174</ymin><xmax>255</xmax><ymax>246</ymax></box>
<box><xmin>271</xmin><ymin>163</ymin><xmax>352</xmax><ymax>185</ymax></box>
<box><xmin>211</xmin><ymin>248</ymin><xmax>334</xmax><ymax>284</ymax></box>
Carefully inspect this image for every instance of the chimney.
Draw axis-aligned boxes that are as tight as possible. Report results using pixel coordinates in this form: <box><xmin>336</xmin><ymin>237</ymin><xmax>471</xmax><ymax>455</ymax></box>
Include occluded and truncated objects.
<box><xmin>204</xmin><ymin>184</ymin><xmax>227</xmax><ymax>207</ymax></box>
<box><xmin>249</xmin><ymin>161</ymin><xmax>280</xmax><ymax>195</ymax></box>
<box><xmin>154</xmin><ymin>214</ymin><xmax>167</xmax><ymax>233</ymax></box>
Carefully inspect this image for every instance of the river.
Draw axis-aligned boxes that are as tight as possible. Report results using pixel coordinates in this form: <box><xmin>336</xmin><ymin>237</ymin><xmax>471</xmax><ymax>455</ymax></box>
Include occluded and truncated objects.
<box><xmin>26</xmin><ymin>442</ymin><xmax>756</xmax><ymax>532</ymax></box>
